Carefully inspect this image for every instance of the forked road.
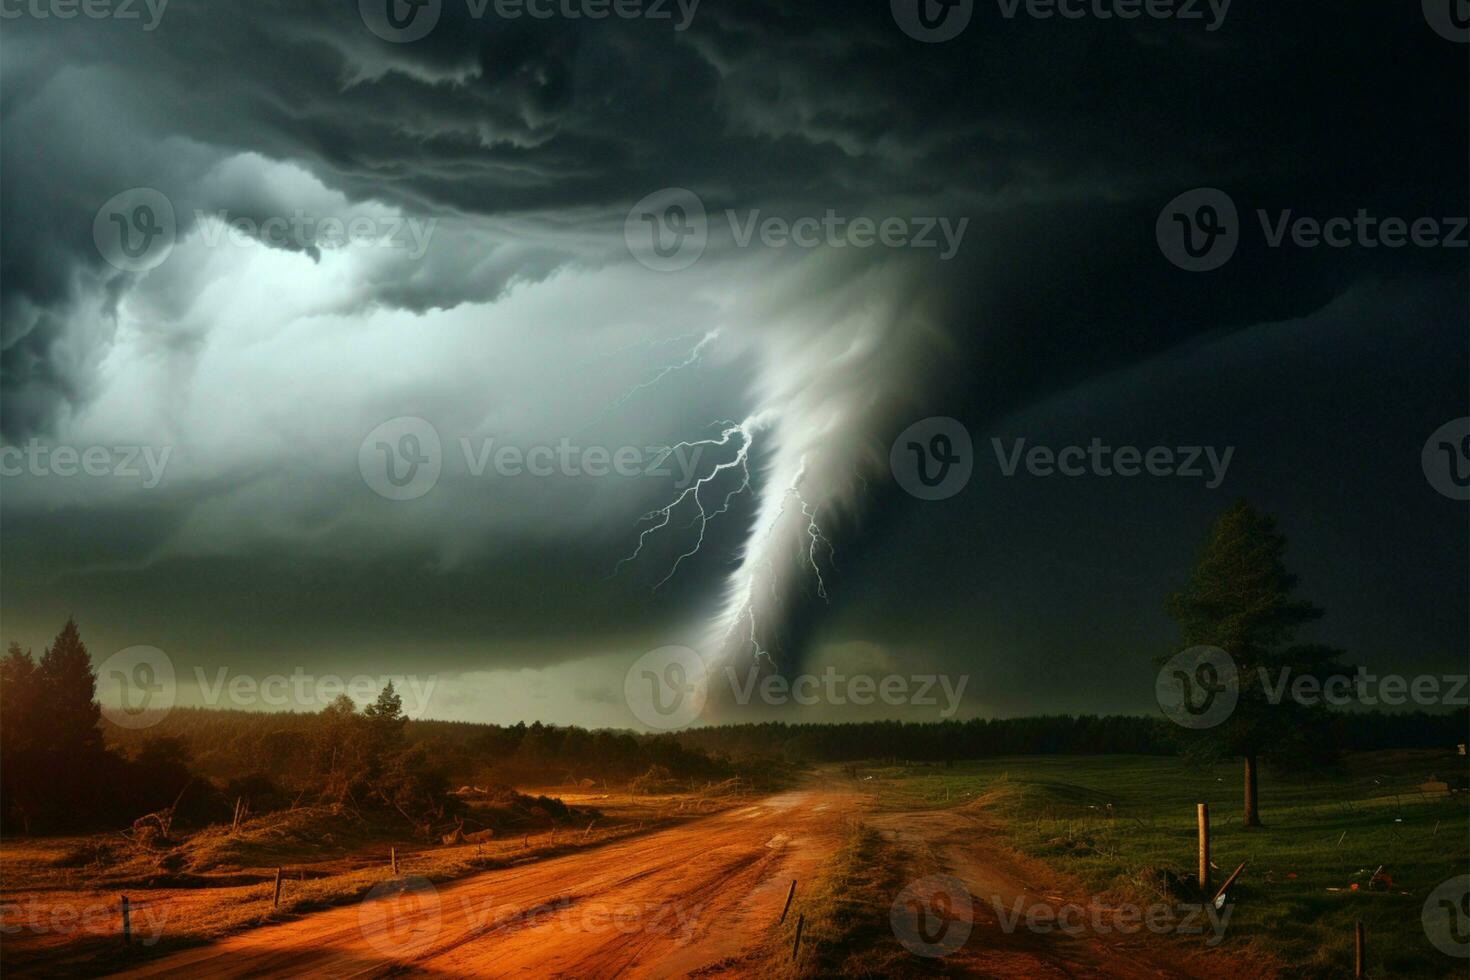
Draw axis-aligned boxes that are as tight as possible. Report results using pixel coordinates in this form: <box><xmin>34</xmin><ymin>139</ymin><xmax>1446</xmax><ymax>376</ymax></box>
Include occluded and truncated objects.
<box><xmin>112</xmin><ymin>789</ymin><xmax>860</xmax><ymax>979</ymax></box>
<box><xmin>111</xmin><ymin>787</ymin><xmax>1263</xmax><ymax>979</ymax></box>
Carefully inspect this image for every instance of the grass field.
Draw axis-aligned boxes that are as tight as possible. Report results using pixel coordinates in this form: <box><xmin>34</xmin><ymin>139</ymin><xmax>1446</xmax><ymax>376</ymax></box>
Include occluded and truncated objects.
<box><xmin>862</xmin><ymin>748</ymin><xmax>1469</xmax><ymax>978</ymax></box>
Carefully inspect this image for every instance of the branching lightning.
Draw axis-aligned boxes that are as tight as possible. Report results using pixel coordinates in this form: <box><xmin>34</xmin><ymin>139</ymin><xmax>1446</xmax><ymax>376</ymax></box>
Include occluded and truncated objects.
<box><xmin>612</xmin><ymin>412</ymin><xmax>838</xmax><ymax>667</ymax></box>
<box><xmin>799</xmin><ymin>490</ymin><xmax>835</xmax><ymax>601</ymax></box>
<box><xmin>714</xmin><ymin>455</ymin><xmax>836</xmax><ymax>663</ymax></box>
<box><xmin>612</xmin><ymin>416</ymin><xmax>758</xmax><ymax>590</ymax></box>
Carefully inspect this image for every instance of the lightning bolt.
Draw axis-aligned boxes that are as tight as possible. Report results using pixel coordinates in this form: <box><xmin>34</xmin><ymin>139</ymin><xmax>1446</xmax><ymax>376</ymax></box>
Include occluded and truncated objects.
<box><xmin>799</xmin><ymin>489</ymin><xmax>835</xmax><ymax>601</ymax></box>
<box><xmin>722</xmin><ymin>570</ymin><xmax>771</xmax><ymax>664</ymax></box>
<box><xmin>591</xmin><ymin>330</ymin><xmax>720</xmax><ymax>427</ymax></box>
<box><xmin>581</xmin><ymin>329</ymin><xmax>706</xmax><ymax>367</ymax></box>
<box><xmin>612</xmin><ymin>416</ymin><xmax>760</xmax><ymax>590</ymax></box>
<box><xmin>613</xmin><ymin>408</ymin><xmax>838</xmax><ymax>668</ymax></box>
<box><xmin>716</xmin><ymin>454</ymin><xmax>836</xmax><ymax>662</ymax></box>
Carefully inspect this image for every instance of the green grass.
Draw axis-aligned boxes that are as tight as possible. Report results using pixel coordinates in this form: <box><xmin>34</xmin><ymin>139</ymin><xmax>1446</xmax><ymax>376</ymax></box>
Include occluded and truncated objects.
<box><xmin>766</xmin><ymin>821</ymin><xmax>953</xmax><ymax>979</ymax></box>
<box><xmin>864</xmin><ymin>749</ymin><xmax>1469</xmax><ymax>978</ymax></box>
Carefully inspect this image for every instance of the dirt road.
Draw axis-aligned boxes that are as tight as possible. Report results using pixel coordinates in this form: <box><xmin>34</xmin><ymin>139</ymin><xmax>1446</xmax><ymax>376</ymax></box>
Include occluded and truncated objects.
<box><xmin>111</xmin><ymin>789</ymin><xmax>861</xmax><ymax>979</ymax></box>
<box><xmin>108</xmin><ymin>786</ymin><xmax>1269</xmax><ymax>979</ymax></box>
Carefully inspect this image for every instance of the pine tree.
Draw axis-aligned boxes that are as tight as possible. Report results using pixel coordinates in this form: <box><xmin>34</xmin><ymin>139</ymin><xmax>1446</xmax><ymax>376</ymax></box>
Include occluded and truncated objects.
<box><xmin>364</xmin><ymin>681</ymin><xmax>408</xmax><ymax>761</ymax></box>
<box><xmin>36</xmin><ymin>618</ymin><xmax>104</xmax><ymax>758</ymax></box>
<box><xmin>1166</xmin><ymin>501</ymin><xmax>1346</xmax><ymax>827</ymax></box>
<box><xmin>364</xmin><ymin>680</ymin><xmax>405</xmax><ymax>727</ymax></box>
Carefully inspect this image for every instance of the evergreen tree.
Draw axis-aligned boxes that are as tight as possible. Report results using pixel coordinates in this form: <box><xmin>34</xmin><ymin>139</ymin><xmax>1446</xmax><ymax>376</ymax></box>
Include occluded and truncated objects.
<box><xmin>364</xmin><ymin>680</ymin><xmax>408</xmax><ymax>758</ymax></box>
<box><xmin>36</xmin><ymin>618</ymin><xmax>103</xmax><ymax>757</ymax></box>
<box><xmin>1166</xmin><ymin>501</ymin><xmax>1346</xmax><ymax>826</ymax></box>
<box><xmin>364</xmin><ymin>680</ymin><xmax>406</xmax><ymax>727</ymax></box>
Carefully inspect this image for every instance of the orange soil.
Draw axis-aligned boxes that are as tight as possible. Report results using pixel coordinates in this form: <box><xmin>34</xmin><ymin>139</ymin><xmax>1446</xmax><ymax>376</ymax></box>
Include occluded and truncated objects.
<box><xmin>110</xmin><ymin>789</ymin><xmax>860</xmax><ymax>978</ymax></box>
<box><xmin>14</xmin><ymin>785</ymin><xmax>1273</xmax><ymax>978</ymax></box>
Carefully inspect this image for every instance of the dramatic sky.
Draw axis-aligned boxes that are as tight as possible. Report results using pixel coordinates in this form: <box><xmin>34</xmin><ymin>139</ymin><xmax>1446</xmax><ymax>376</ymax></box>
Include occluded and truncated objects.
<box><xmin>2</xmin><ymin>1</ymin><xmax>1466</xmax><ymax>727</ymax></box>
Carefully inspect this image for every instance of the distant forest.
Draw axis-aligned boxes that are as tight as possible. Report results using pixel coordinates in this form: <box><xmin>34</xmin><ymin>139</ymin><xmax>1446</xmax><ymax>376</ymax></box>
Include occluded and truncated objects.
<box><xmin>2</xmin><ymin>619</ymin><xmax>1465</xmax><ymax>834</ymax></box>
<box><xmin>107</xmin><ymin>705</ymin><xmax>1467</xmax><ymax>788</ymax></box>
<box><xmin>102</xmin><ymin>707</ymin><xmax>736</xmax><ymax>793</ymax></box>
<box><xmin>670</xmin><ymin>711</ymin><xmax>1468</xmax><ymax>762</ymax></box>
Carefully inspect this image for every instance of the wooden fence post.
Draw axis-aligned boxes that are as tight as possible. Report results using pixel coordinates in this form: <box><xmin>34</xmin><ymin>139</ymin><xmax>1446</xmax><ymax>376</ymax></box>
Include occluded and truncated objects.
<box><xmin>792</xmin><ymin>913</ymin><xmax>804</xmax><ymax>961</ymax></box>
<box><xmin>391</xmin><ymin>847</ymin><xmax>398</xmax><ymax>875</ymax></box>
<box><xmin>1197</xmin><ymin>803</ymin><xmax>1210</xmax><ymax>891</ymax></box>
<box><xmin>273</xmin><ymin>867</ymin><xmax>283</xmax><ymax>908</ymax></box>
<box><xmin>779</xmin><ymin>879</ymin><xmax>797</xmax><ymax>924</ymax></box>
<box><xmin>121</xmin><ymin>895</ymin><xmax>131</xmax><ymax>945</ymax></box>
<box><xmin>1354</xmin><ymin>921</ymin><xmax>1365</xmax><ymax>978</ymax></box>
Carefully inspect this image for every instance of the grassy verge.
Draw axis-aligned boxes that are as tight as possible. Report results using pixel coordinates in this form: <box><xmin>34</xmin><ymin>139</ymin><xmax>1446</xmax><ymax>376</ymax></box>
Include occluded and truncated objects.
<box><xmin>764</xmin><ymin>822</ymin><xmax>954</xmax><ymax>979</ymax></box>
<box><xmin>864</xmin><ymin>749</ymin><xmax>1468</xmax><ymax>978</ymax></box>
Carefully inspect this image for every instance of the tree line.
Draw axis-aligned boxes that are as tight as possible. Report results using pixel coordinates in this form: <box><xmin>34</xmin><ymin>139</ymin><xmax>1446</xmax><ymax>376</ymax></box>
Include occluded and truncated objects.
<box><xmin>104</xmin><ymin>709</ymin><xmax>735</xmax><ymax>794</ymax></box>
<box><xmin>668</xmin><ymin>710</ymin><xmax>1464</xmax><ymax>764</ymax></box>
<box><xmin>0</xmin><ymin>623</ymin><xmax>739</xmax><ymax>834</ymax></box>
<box><xmin>1</xmin><ymin>623</ymin><xmax>459</xmax><ymax>833</ymax></box>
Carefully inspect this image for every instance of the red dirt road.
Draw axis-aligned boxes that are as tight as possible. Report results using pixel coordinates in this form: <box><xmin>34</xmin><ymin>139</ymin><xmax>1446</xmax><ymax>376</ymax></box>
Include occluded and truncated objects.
<box><xmin>106</xmin><ymin>787</ymin><xmax>1270</xmax><ymax>978</ymax></box>
<box><xmin>111</xmin><ymin>789</ymin><xmax>860</xmax><ymax>978</ymax></box>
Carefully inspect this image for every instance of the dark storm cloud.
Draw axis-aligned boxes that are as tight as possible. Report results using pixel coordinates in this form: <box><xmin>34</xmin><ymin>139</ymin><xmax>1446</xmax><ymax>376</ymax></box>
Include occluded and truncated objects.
<box><xmin>4</xmin><ymin>1</ymin><xmax>1463</xmax><ymax>432</ymax></box>
<box><xmin>0</xmin><ymin>0</ymin><xmax>1464</xmax><ymax>702</ymax></box>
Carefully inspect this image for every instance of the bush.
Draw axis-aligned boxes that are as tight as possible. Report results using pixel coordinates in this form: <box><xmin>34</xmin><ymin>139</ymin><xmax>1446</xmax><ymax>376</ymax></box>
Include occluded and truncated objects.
<box><xmin>628</xmin><ymin>764</ymin><xmax>681</xmax><ymax>795</ymax></box>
